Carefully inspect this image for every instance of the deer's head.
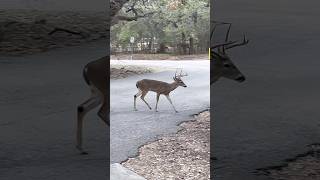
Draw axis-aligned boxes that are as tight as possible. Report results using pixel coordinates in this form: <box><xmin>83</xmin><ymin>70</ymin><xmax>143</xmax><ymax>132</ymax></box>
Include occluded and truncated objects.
<box><xmin>211</xmin><ymin>22</ymin><xmax>249</xmax><ymax>84</ymax></box>
<box><xmin>173</xmin><ymin>69</ymin><xmax>188</xmax><ymax>87</ymax></box>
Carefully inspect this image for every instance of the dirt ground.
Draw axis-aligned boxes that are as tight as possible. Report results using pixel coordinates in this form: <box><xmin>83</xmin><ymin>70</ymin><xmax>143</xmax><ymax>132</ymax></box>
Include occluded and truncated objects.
<box><xmin>269</xmin><ymin>156</ymin><xmax>320</xmax><ymax>180</ymax></box>
<box><xmin>110</xmin><ymin>65</ymin><xmax>155</xmax><ymax>79</ymax></box>
<box><xmin>267</xmin><ymin>145</ymin><xmax>320</xmax><ymax>180</ymax></box>
<box><xmin>256</xmin><ymin>144</ymin><xmax>320</xmax><ymax>180</ymax></box>
<box><xmin>122</xmin><ymin>111</ymin><xmax>210</xmax><ymax>180</ymax></box>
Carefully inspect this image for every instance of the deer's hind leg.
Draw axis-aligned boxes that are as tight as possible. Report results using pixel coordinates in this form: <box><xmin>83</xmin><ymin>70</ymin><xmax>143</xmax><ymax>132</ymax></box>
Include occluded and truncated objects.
<box><xmin>77</xmin><ymin>88</ymin><xmax>102</xmax><ymax>154</ymax></box>
<box><xmin>134</xmin><ymin>89</ymin><xmax>142</xmax><ymax>111</ymax></box>
<box><xmin>141</xmin><ymin>91</ymin><xmax>152</xmax><ymax>110</ymax></box>
<box><xmin>155</xmin><ymin>93</ymin><xmax>160</xmax><ymax>112</ymax></box>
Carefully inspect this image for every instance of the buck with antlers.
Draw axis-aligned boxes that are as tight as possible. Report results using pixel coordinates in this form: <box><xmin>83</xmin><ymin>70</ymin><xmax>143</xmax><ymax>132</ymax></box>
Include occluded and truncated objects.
<box><xmin>134</xmin><ymin>70</ymin><xmax>188</xmax><ymax>113</ymax></box>
<box><xmin>211</xmin><ymin>22</ymin><xmax>249</xmax><ymax>84</ymax></box>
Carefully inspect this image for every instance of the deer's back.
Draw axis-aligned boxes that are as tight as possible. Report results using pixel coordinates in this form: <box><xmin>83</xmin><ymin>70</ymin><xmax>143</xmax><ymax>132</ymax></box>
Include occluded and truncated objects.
<box><xmin>136</xmin><ymin>79</ymin><xmax>171</xmax><ymax>94</ymax></box>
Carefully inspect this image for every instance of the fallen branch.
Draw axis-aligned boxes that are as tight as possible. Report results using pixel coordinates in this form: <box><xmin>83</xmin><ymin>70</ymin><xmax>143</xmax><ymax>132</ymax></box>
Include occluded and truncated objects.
<box><xmin>48</xmin><ymin>28</ymin><xmax>87</xmax><ymax>38</ymax></box>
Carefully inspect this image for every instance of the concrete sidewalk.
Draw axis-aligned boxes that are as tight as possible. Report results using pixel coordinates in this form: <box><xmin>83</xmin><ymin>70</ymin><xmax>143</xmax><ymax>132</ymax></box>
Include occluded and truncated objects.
<box><xmin>111</xmin><ymin>163</ymin><xmax>146</xmax><ymax>180</ymax></box>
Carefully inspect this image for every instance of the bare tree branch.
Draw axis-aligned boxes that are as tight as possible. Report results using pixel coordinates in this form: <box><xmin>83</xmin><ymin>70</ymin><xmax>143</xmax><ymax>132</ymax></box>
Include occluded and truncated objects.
<box><xmin>112</xmin><ymin>11</ymin><xmax>155</xmax><ymax>25</ymax></box>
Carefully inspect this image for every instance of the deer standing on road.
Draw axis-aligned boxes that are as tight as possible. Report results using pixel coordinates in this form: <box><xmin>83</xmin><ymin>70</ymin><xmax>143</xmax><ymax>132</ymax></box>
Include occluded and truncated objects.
<box><xmin>134</xmin><ymin>70</ymin><xmax>188</xmax><ymax>113</ymax></box>
<box><xmin>76</xmin><ymin>56</ymin><xmax>109</xmax><ymax>154</ymax></box>
<box><xmin>211</xmin><ymin>22</ymin><xmax>249</xmax><ymax>84</ymax></box>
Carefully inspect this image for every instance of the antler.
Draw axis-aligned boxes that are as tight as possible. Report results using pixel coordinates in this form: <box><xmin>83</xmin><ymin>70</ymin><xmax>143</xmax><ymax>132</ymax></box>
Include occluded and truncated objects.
<box><xmin>211</xmin><ymin>40</ymin><xmax>237</xmax><ymax>50</ymax></box>
<box><xmin>211</xmin><ymin>21</ymin><xmax>234</xmax><ymax>52</ymax></box>
<box><xmin>225</xmin><ymin>34</ymin><xmax>249</xmax><ymax>50</ymax></box>
<box><xmin>174</xmin><ymin>69</ymin><xmax>188</xmax><ymax>78</ymax></box>
<box><xmin>210</xmin><ymin>21</ymin><xmax>228</xmax><ymax>41</ymax></box>
<box><xmin>211</xmin><ymin>21</ymin><xmax>249</xmax><ymax>53</ymax></box>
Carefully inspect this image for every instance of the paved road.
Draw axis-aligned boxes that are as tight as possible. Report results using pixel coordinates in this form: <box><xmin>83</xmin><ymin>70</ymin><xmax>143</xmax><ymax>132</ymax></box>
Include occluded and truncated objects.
<box><xmin>0</xmin><ymin>41</ymin><xmax>108</xmax><ymax>180</ymax></box>
<box><xmin>110</xmin><ymin>60</ymin><xmax>210</xmax><ymax>163</ymax></box>
<box><xmin>212</xmin><ymin>0</ymin><xmax>320</xmax><ymax>179</ymax></box>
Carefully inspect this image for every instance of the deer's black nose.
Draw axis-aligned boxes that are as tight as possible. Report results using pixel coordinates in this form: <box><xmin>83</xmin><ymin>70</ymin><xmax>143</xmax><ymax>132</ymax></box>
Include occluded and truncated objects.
<box><xmin>183</xmin><ymin>85</ymin><xmax>187</xmax><ymax>87</ymax></box>
<box><xmin>236</xmin><ymin>76</ymin><xmax>246</xmax><ymax>82</ymax></box>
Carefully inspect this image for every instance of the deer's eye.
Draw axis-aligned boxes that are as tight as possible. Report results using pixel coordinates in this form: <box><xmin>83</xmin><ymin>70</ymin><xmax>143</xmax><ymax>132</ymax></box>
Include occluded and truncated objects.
<box><xmin>224</xmin><ymin>64</ymin><xmax>231</xmax><ymax>68</ymax></box>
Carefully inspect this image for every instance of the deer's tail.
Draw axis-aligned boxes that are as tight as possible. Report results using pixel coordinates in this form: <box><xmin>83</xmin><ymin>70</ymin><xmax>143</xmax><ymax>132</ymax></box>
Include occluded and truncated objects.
<box><xmin>83</xmin><ymin>65</ymin><xmax>90</xmax><ymax>85</ymax></box>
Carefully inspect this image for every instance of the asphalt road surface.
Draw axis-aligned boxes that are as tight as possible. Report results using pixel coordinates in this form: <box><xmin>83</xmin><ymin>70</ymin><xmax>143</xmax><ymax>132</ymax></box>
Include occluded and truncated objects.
<box><xmin>212</xmin><ymin>0</ymin><xmax>320</xmax><ymax>179</ymax></box>
<box><xmin>0</xmin><ymin>44</ymin><xmax>210</xmax><ymax>179</ymax></box>
<box><xmin>110</xmin><ymin>60</ymin><xmax>210</xmax><ymax>163</ymax></box>
<box><xmin>0</xmin><ymin>41</ymin><xmax>108</xmax><ymax>180</ymax></box>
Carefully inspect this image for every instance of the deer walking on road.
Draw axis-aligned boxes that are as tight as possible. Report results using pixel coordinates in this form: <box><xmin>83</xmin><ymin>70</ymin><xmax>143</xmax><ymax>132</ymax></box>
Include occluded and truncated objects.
<box><xmin>134</xmin><ymin>70</ymin><xmax>188</xmax><ymax>113</ymax></box>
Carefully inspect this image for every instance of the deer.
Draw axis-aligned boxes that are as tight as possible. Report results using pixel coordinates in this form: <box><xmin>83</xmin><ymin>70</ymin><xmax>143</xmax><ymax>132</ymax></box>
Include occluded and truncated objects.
<box><xmin>134</xmin><ymin>70</ymin><xmax>188</xmax><ymax>113</ymax></box>
<box><xmin>210</xmin><ymin>22</ymin><xmax>249</xmax><ymax>84</ymax></box>
<box><xmin>76</xmin><ymin>56</ymin><xmax>109</xmax><ymax>154</ymax></box>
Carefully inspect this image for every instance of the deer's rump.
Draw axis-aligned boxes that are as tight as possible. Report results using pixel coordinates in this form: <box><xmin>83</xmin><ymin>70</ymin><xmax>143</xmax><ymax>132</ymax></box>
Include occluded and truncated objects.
<box><xmin>83</xmin><ymin>56</ymin><xmax>108</xmax><ymax>87</ymax></box>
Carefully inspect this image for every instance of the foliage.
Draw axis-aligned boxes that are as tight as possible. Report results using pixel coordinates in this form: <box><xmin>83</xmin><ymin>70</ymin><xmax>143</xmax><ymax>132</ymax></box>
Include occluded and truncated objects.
<box><xmin>111</xmin><ymin>0</ymin><xmax>210</xmax><ymax>54</ymax></box>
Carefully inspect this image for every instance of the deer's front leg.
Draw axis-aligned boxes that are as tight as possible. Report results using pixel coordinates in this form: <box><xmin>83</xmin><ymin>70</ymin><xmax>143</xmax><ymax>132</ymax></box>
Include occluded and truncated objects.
<box><xmin>155</xmin><ymin>93</ymin><xmax>160</xmax><ymax>112</ymax></box>
<box><xmin>134</xmin><ymin>90</ymin><xmax>142</xmax><ymax>111</ymax></box>
<box><xmin>165</xmin><ymin>94</ymin><xmax>178</xmax><ymax>113</ymax></box>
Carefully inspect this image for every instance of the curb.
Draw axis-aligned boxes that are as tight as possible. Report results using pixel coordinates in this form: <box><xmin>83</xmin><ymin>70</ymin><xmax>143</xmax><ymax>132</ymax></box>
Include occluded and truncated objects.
<box><xmin>110</xmin><ymin>163</ymin><xmax>146</xmax><ymax>180</ymax></box>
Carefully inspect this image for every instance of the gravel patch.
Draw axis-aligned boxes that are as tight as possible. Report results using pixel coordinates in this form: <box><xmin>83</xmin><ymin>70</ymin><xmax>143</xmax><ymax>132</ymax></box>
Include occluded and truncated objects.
<box><xmin>269</xmin><ymin>155</ymin><xmax>320</xmax><ymax>180</ymax></box>
<box><xmin>258</xmin><ymin>144</ymin><xmax>320</xmax><ymax>180</ymax></box>
<box><xmin>122</xmin><ymin>111</ymin><xmax>210</xmax><ymax>180</ymax></box>
<box><xmin>110</xmin><ymin>65</ymin><xmax>155</xmax><ymax>79</ymax></box>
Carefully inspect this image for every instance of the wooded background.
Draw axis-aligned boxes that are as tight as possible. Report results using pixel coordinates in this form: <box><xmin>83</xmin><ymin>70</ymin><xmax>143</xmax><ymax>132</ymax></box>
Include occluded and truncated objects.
<box><xmin>111</xmin><ymin>0</ymin><xmax>209</xmax><ymax>55</ymax></box>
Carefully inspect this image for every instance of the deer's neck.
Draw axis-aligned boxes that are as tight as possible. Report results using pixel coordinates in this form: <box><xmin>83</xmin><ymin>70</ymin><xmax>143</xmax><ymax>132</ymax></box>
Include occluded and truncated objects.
<box><xmin>169</xmin><ymin>81</ymin><xmax>179</xmax><ymax>91</ymax></box>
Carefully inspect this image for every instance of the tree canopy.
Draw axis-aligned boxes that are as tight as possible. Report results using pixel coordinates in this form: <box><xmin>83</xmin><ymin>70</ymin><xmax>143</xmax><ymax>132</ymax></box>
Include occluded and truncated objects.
<box><xmin>111</xmin><ymin>0</ymin><xmax>209</xmax><ymax>55</ymax></box>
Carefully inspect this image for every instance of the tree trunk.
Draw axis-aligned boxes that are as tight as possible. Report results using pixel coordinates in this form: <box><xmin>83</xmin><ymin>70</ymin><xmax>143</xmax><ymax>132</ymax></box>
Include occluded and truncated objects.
<box><xmin>110</xmin><ymin>0</ymin><xmax>129</xmax><ymax>18</ymax></box>
<box><xmin>181</xmin><ymin>32</ymin><xmax>187</xmax><ymax>54</ymax></box>
<box><xmin>159</xmin><ymin>43</ymin><xmax>166</xmax><ymax>53</ymax></box>
<box><xmin>189</xmin><ymin>37</ymin><xmax>194</xmax><ymax>54</ymax></box>
<box><xmin>148</xmin><ymin>37</ymin><xmax>153</xmax><ymax>53</ymax></box>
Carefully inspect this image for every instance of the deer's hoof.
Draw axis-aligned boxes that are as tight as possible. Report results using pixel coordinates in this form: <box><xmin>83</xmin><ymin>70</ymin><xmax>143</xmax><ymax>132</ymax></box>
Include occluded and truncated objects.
<box><xmin>76</xmin><ymin>146</ymin><xmax>88</xmax><ymax>155</ymax></box>
<box><xmin>134</xmin><ymin>109</ymin><xmax>138</xmax><ymax>111</ymax></box>
<box><xmin>80</xmin><ymin>151</ymin><xmax>89</xmax><ymax>155</ymax></box>
<box><xmin>175</xmin><ymin>111</ymin><xmax>179</xmax><ymax>113</ymax></box>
